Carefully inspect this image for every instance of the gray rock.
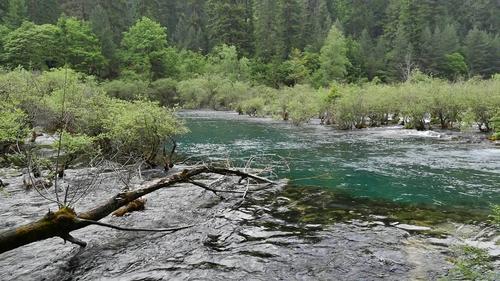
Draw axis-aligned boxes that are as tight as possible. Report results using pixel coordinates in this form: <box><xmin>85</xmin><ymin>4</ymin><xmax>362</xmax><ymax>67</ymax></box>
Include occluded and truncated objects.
<box><xmin>395</xmin><ymin>224</ymin><xmax>431</xmax><ymax>232</ymax></box>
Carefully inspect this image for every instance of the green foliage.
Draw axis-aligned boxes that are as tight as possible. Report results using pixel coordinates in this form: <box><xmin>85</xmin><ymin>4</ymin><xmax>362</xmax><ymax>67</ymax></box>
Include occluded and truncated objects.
<box><xmin>102</xmin><ymin>79</ymin><xmax>148</xmax><ymax>101</ymax></box>
<box><xmin>102</xmin><ymin>100</ymin><xmax>187</xmax><ymax>163</ymax></box>
<box><xmin>178</xmin><ymin>76</ymin><xmax>213</xmax><ymax>109</ymax></box>
<box><xmin>317</xmin><ymin>25</ymin><xmax>350</xmax><ymax>86</ymax></box>
<box><xmin>1</xmin><ymin>17</ymin><xmax>105</xmax><ymax>76</ymax></box>
<box><xmin>441</xmin><ymin>246</ymin><xmax>496</xmax><ymax>281</ymax></box>
<box><xmin>178</xmin><ymin>74</ymin><xmax>251</xmax><ymax>110</ymax></box>
<box><xmin>239</xmin><ymin>97</ymin><xmax>265</xmax><ymax>116</ymax></box>
<box><xmin>175</xmin><ymin>49</ymin><xmax>207</xmax><ymax>80</ymax></box>
<box><xmin>40</xmin><ymin>69</ymin><xmax>109</xmax><ymax>135</ymax></box>
<box><xmin>119</xmin><ymin>17</ymin><xmax>169</xmax><ymax>81</ymax></box>
<box><xmin>284</xmin><ymin>85</ymin><xmax>320</xmax><ymax>125</ymax></box>
<box><xmin>52</xmin><ymin>131</ymin><xmax>98</xmax><ymax>168</ymax></box>
<box><xmin>208</xmin><ymin>44</ymin><xmax>251</xmax><ymax>81</ymax></box>
<box><xmin>2</xmin><ymin>21</ymin><xmax>59</xmax><ymax>69</ymax></box>
<box><xmin>206</xmin><ymin>0</ymin><xmax>253</xmax><ymax>56</ymax></box>
<box><xmin>0</xmin><ymin>101</ymin><xmax>29</xmax><ymax>144</ymax></box>
<box><xmin>0</xmin><ymin>68</ymin><xmax>188</xmax><ymax>168</ymax></box>
<box><xmin>56</xmin><ymin>17</ymin><xmax>106</xmax><ymax>75</ymax></box>
<box><xmin>464</xmin><ymin>27</ymin><xmax>499</xmax><ymax>78</ymax></box>
<box><xmin>278</xmin><ymin>49</ymin><xmax>311</xmax><ymax>86</ymax></box>
<box><xmin>443</xmin><ymin>53</ymin><xmax>467</xmax><ymax>80</ymax></box>
<box><xmin>489</xmin><ymin>205</ymin><xmax>500</xmax><ymax>226</ymax></box>
<box><xmin>148</xmin><ymin>78</ymin><xmax>179</xmax><ymax>107</ymax></box>
<box><xmin>4</xmin><ymin>0</ymin><xmax>27</xmax><ymax>28</ymax></box>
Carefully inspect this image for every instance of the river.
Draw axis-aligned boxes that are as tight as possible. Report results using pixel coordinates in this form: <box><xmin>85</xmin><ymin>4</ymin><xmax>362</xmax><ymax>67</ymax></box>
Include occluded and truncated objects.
<box><xmin>179</xmin><ymin>111</ymin><xmax>500</xmax><ymax>219</ymax></box>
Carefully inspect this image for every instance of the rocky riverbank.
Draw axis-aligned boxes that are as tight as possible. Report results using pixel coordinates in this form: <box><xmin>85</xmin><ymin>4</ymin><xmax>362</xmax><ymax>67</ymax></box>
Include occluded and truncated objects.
<box><xmin>1</xmin><ymin>166</ymin><xmax>497</xmax><ymax>280</ymax></box>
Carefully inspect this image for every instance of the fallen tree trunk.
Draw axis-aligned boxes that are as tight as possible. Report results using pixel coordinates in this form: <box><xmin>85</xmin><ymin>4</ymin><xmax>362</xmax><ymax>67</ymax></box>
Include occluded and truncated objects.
<box><xmin>0</xmin><ymin>166</ymin><xmax>275</xmax><ymax>254</ymax></box>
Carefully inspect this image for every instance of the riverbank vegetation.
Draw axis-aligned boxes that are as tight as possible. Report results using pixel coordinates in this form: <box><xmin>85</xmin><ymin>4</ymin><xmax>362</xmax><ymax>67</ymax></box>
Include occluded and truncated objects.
<box><xmin>0</xmin><ymin>68</ymin><xmax>187</xmax><ymax>169</ymax></box>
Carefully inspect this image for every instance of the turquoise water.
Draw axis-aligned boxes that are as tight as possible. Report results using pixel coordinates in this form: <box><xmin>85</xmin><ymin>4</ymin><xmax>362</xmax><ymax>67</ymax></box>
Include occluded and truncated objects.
<box><xmin>178</xmin><ymin>111</ymin><xmax>500</xmax><ymax>213</ymax></box>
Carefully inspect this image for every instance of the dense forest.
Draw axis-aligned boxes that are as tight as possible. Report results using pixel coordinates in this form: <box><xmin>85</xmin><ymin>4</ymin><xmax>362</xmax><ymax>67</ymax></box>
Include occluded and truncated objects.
<box><xmin>0</xmin><ymin>0</ymin><xmax>499</xmax><ymax>82</ymax></box>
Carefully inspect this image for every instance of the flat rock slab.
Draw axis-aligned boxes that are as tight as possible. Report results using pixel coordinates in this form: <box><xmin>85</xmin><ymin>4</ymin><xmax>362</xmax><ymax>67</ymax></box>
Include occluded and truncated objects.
<box><xmin>396</xmin><ymin>224</ymin><xmax>431</xmax><ymax>232</ymax></box>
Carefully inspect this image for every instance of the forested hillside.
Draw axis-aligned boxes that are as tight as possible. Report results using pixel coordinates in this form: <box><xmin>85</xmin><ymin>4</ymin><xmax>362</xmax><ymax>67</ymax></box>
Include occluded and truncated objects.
<box><xmin>0</xmin><ymin>0</ymin><xmax>498</xmax><ymax>83</ymax></box>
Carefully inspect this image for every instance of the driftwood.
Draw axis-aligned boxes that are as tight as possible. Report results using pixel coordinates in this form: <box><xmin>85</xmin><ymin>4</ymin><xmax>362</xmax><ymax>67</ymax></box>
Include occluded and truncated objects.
<box><xmin>0</xmin><ymin>166</ymin><xmax>275</xmax><ymax>254</ymax></box>
<box><xmin>112</xmin><ymin>198</ymin><xmax>147</xmax><ymax>217</ymax></box>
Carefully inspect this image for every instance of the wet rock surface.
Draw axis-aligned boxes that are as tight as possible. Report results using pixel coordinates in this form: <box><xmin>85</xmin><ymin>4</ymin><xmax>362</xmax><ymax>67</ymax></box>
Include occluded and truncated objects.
<box><xmin>0</xmin><ymin>168</ymin><xmax>481</xmax><ymax>281</ymax></box>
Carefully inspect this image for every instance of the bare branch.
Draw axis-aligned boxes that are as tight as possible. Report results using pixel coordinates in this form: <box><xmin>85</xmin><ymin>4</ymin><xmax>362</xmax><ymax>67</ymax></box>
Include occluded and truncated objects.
<box><xmin>76</xmin><ymin>218</ymin><xmax>199</xmax><ymax>233</ymax></box>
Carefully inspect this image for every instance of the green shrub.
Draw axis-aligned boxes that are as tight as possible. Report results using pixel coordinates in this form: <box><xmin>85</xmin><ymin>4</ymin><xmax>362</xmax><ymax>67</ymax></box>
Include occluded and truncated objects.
<box><xmin>285</xmin><ymin>85</ymin><xmax>320</xmax><ymax>125</ymax></box>
<box><xmin>102</xmin><ymin>100</ymin><xmax>188</xmax><ymax>163</ymax></box>
<box><xmin>178</xmin><ymin>77</ymin><xmax>213</xmax><ymax>108</ymax></box>
<box><xmin>148</xmin><ymin>78</ymin><xmax>179</xmax><ymax>107</ymax></box>
<box><xmin>102</xmin><ymin>79</ymin><xmax>148</xmax><ymax>101</ymax></box>
<box><xmin>0</xmin><ymin>101</ymin><xmax>29</xmax><ymax>146</ymax></box>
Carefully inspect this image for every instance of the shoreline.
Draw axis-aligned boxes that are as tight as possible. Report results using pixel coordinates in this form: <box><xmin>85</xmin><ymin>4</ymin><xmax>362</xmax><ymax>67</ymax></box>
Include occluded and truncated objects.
<box><xmin>179</xmin><ymin>109</ymin><xmax>498</xmax><ymax>145</ymax></box>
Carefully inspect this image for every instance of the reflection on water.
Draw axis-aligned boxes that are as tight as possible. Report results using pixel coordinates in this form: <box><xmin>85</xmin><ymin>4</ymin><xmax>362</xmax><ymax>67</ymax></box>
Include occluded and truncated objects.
<box><xmin>178</xmin><ymin>111</ymin><xmax>500</xmax><ymax>213</ymax></box>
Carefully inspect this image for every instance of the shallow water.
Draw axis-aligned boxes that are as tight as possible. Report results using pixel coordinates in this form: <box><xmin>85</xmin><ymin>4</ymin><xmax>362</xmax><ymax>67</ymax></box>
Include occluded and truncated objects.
<box><xmin>178</xmin><ymin>111</ymin><xmax>500</xmax><ymax>215</ymax></box>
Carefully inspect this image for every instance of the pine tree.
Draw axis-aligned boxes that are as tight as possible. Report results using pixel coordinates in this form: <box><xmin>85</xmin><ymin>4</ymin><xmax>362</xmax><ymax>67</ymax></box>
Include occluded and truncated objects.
<box><xmin>279</xmin><ymin>0</ymin><xmax>303</xmax><ymax>58</ymax></box>
<box><xmin>386</xmin><ymin>26</ymin><xmax>416</xmax><ymax>81</ymax></box>
<box><xmin>317</xmin><ymin>24</ymin><xmax>350</xmax><ymax>85</ymax></box>
<box><xmin>433</xmin><ymin>24</ymin><xmax>460</xmax><ymax>76</ymax></box>
<box><xmin>253</xmin><ymin>0</ymin><xmax>282</xmax><ymax>61</ymax></box>
<box><xmin>206</xmin><ymin>0</ymin><xmax>254</xmax><ymax>56</ymax></box>
<box><xmin>418</xmin><ymin>25</ymin><xmax>434</xmax><ymax>73</ymax></box>
<box><xmin>4</xmin><ymin>0</ymin><xmax>28</xmax><ymax>28</ymax></box>
<box><xmin>302</xmin><ymin>0</ymin><xmax>331</xmax><ymax>51</ymax></box>
<box><xmin>358</xmin><ymin>29</ymin><xmax>376</xmax><ymax>79</ymax></box>
<box><xmin>89</xmin><ymin>5</ymin><xmax>117</xmax><ymax>77</ymax></box>
<box><xmin>464</xmin><ymin>27</ymin><xmax>498</xmax><ymax>77</ymax></box>
<box><xmin>26</xmin><ymin>0</ymin><xmax>60</xmax><ymax>24</ymax></box>
<box><xmin>174</xmin><ymin>0</ymin><xmax>208</xmax><ymax>52</ymax></box>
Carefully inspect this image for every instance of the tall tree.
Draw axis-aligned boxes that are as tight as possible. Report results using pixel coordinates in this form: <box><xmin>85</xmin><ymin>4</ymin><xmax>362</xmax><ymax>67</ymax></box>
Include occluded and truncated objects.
<box><xmin>174</xmin><ymin>0</ymin><xmax>209</xmax><ymax>52</ymax></box>
<box><xmin>386</xmin><ymin>26</ymin><xmax>416</xmax><ymax>81</ymax></box>
<box><xmin>206</xmin><ymin>0</ymin><xmax>254</xmax><ymax>56</ymax></box>
<box><xmin>432</xmin><ymin>24</ymin><xmax>460</xmax><ymax>76</ymax></box>
<box><xmin>4</xmin><ymin>0</ymin><xmax>28</xmax><ymax>28</ymax></box>
<box><xmin>119</xmin><ymin>17</ymin><xmax>170</xmax><ymax>80</ymax></box>
<box><xmin>279</xmin><ymin>0</ymin><xmax>303</xmax><ymax>58</ymax></box>
<box><xmin>58</xmin><ymin>0</ymin><xmax>90</xmax><ymax>20</ymax></box>
<box><xmin>302</xmin><ymin>0</ymin><xmax>331</xmax><ymax>51</ymax></box>
<box><xmin>26</xmin><ymin>0</ymin><xmax>60</xmax><ymax>24</ymax></box>
<box><xmin>464</xmin><ymin>27</ymin><xmax>499</xmax><ymax>77</ymax></box>
<box><xmin>317</xmin><ymin>24</ymin><xmax>350</xmax><ymax>85</ymax></box>
<box><xmin>253</xmin><ymin>0</ymin><xmax>282</xmax><ymax>61</ymax></box>
<box><xmin>89</xmin><ymin>5</ymin><xmax>118</xmax><ymax>77</ymax></box>
<box><xmin>2</xmin><ymin>21</ymin><xmax>59</xmax><ymax>69</ymax></box>
<box><xmin>57</xmin><ymin>17</ymin><xmax>106</xmax><ymax>76</ymax></box>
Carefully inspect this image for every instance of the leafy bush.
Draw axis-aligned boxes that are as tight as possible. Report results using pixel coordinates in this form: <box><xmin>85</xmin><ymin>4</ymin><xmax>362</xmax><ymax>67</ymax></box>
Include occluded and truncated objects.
<box><xmin>102</xmin><ymin>100</ymin><xmax>188</xmax><ymax>163</ymax></box>
<box><xmin>284</xmin><ymin>85</ymin><xmax>320</xmax><ymax>125</ymax></box>
<box><xmin>102</xmin><ymin>79</ymin><xmax>148</xmax><ymax>101</ymax></box>
<box><xmin>178</xmin><ymin>77</ymin><xmax>213</xmax><ymax>109</ymax></box>
<box><xmin>52</xmin><ymin>132</ymin><xmax>98</xmax><ymax>168</ymax></box>
<box><xmin>148</xmin><ymin>78</ymin><xmax>179</xmax><ymax>106</ymax></box>
<box><xmin>0</xmin><ymin>101</ymin><xmax>29</xmax><ymax>147</ymax></box>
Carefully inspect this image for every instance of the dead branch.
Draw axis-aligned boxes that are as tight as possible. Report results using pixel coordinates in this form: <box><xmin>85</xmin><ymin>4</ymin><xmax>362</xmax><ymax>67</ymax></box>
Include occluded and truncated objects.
<box><xmin>76</xmin><ymin>218</ymin><xmax>199</xmax><ymax>233</ymax></box>
<box><xmin>0</xmin><ymin>165</ymin><xmax>275</xmax><ymax>254</ymax></box>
